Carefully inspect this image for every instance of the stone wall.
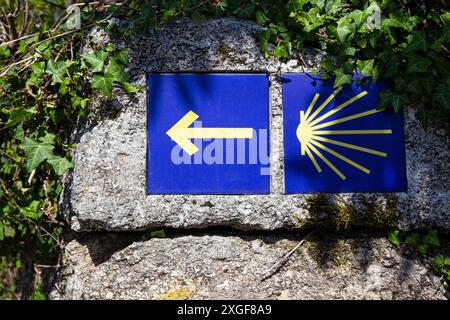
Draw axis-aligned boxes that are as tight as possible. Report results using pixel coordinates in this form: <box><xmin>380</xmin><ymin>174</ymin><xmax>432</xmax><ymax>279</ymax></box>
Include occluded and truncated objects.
<box><xmin>50</xmin><ymin>232</ymin><xmax>447</xmax><ymax>300</ymax></box>
<box><xmin>51</xmin><ymin>18</ymin><xmax>450</xmax><ymax>299</ymax></box>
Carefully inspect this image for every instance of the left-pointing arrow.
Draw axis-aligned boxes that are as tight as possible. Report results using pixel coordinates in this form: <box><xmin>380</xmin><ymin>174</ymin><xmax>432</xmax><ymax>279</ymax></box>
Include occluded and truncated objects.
<box><xmin>166</xmin><ymin>110</ymin><xmax>254</xmax><ymax>156</ymax></box>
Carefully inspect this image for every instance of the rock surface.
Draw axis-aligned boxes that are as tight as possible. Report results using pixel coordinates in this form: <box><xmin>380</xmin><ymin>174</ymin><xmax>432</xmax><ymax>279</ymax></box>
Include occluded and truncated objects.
<box><xmin>50</xmin><ymin>233</ymin><xmax>448</xmax><ymax>300</ymax></box>
<box><xmin>62</xmin><ymin>18</ymin><xmax>450</xmax><ymax>231</ymax></box>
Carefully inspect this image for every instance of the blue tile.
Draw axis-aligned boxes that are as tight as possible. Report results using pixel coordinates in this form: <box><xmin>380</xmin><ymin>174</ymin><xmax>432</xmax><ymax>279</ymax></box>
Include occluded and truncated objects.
<box><xmin>147</xmin><ymin>73</ymin><xmax>270</xmax><ymax>194</ymax></box>
<box><xmin>282</xmin><ymin>73</ymin><xmax>407</xmax><ymax>193</ymax></box>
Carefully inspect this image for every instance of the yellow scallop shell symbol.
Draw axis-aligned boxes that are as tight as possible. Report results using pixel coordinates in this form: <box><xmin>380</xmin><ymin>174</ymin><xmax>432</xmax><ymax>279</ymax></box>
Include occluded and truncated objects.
<box><xmin>296</xmin><ymin>87</ymin><xmax>393</xmax><ymax>180</ymax></box>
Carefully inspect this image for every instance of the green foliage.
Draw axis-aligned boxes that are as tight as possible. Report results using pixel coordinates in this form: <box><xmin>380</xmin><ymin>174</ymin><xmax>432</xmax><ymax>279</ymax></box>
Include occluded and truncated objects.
<box><xmin>19</xmin><ymin>135</ymin><xmax>56</xmax><ymax>172</ymax></box>
<box><xmin>390</xmin><ymin>229</ymin><xmax>441</xmax><ymax>254</ymax></box>
<box><xmin>45</xmin><ymin>60</ymin><xmax>70</xmax><ymax>85</ymax></box>
<box><xmin>388</xmin><ymin>229</ymin><xmax>400</xmax><ymax>246</ymax></box>
<box><xmin>388</xmin><ymin>229</ymin><xmax>450</xmax><ymax>281</ymax></box>
<box><xmin>434</xmin><ymin>255</ymin><xmax>450</xmax><ymax>281</ymax></box>
<box><xmin>175</xmin><ymin>0</ymin><xmax>449</xmax><ymax>130</ymax></box>
<box><xmin>27</xmin><ymin>282</ymin><xmax>46</xmax><ymax>300</ymax></box>
<box><xmin>0</xmin><ymin>1</ymin><xmax>135</xmax><ymax>298</ymax></box>
<box><xmin>81</xmin><ymin>51</ymin><xmax>108</xmax><ymax>73</ymax></box>
<box><xmin>0</xmin><ymin>256</ymin><xmax>17</xmax><ymax>299</ymax></box>
<box><xmin>91</xmin><ymin>74</ymin><xmax>114</xmax><ymax>97</ymax></box>
<box><xmin>141</xmin><ymin>229</ymin><xmax>166</xmax><ymax>240</ymax></box>
<box><xmin>123</xmin><ymin>1</ymin><xmax>450</xmax><ymax>128</ymax></box>
<box><xmin>87</xmin><ymin>48</ymin><xmax>132</xmax><ymax>97</ymax></box>
<box><xmin>150</xmin><ymin>229</ymin><xmax>166</xmax><ymax>238</ymax></box>
<box><xmin>47</xmin><ymin>157</ymin><xmax>74</xmax><ymax>176</ymax></box>
<box><xmin>2</xmin><ymin>107</ymin><xmax>35</xmax><ymax>130</ymax></box>
<box><xmin>333</xmin><ymin>69</ymin><xmax>353</xmax><ymax>87</ymax></box>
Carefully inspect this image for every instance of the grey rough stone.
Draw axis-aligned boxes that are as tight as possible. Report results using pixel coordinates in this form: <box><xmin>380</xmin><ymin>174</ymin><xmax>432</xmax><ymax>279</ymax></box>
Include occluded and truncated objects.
<box><xmin>62</xmin><ymin>18</ymin><xmax>450</xmax><ymax>231</ymax></box>
<box><xmin>49</xmin><ymin>233</ymin><xmax>448</xmax><ymax>300</ymax></box>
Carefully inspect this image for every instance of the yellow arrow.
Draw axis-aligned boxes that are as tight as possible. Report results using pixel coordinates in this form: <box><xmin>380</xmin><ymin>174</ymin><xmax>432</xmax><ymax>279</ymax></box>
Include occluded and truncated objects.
<box><xmin>166</xmin><ymin>110</ymin><xmax>254</xmax><ymax>156</ymax></box>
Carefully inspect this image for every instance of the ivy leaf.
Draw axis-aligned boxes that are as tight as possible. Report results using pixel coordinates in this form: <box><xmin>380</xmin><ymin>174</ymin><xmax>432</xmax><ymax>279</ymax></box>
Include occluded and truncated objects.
<box><xmin>18</xmin><ymin>40</ymin><xmax>27</xmax><ymax>52</ymax></box>
<box><xmin>357</xmin><ymin>38</ymin><xmax>367</xmax><ymax>48</ymax></box>
<box><xmin>106</xmin><ymin>59</ymin><xmax>128</xmax><ymax>83</ymax></box>
<box><xmin>416</xmin><ymin>110</ymin><xmax>432</xmax><ymax>129</ymax></box>
<box><xmin>388</xmin><ymin>230</ymin><xmax>400</xmax><ymax>246</ymax></box>
<box><xmin>19</xmin><ymin>136</ymin><xmax>55</xmax><ymax>172</ymax></box>
<box><xmin>336</xmin><ymin>18</ymin><xmax>355</xmax><ymax>42</ymax></box>
<box><xmin>92</xmin><ymin>73</ymin><xmax>113</xmax><ymax>97</ymax></box>
<box><xmin>269</xmin><ymin>22</ymin><xmax>289</xmax><ymax>37</ymax></box>
<box><xmin>309</xmin><ymin>0</ymin><xmax>325</xmax><ymax>9</ymax></box>
<box><xmin>423</xmin><ymin>229</ymin><xmax>440</xmax><ymax>247</ymax></box>
<box><xmin>368</xmin><ymin>32</ymin><xmax>378</xmax><ymax>48</ymax></box>
<box><xmin>321</xmin><ymin>58</ymin><xmax>333</xmax><ymax>72</ymax></box>
<box><xmin>258</xmin><ymin>30</ymin><xmax>270</xmax><ymax>52</ymax></box>
<box><xmin>114</xmin><ymin>48</ymin><xmax>129</xmax><ymax>65</ymax></box>
<box><xmin>371</xmin><ymin>65</ymin><xmax>381</xmax><ymax>82</ymax></box>
<box><xmin>31</xmin><ymin>61</ymin><xmax>45</xmax><ymax>77</ymax></box>
<box><xmin>382</xmin><ymin>14</ymin><xmax>410</xmax><ymax>32</ymax></box>
<box><xmin>325</xmin><ymin>0</ymin><xmax>343</xmax><ymax>14</ymax></box>
<box><xmin>273</xmin><ymin>42</ymin><xmax>291</xmax><ymax>58</ymax></box>
<box><xmin>45</xmin><ymin>59</ymin><xmax>68</xmax><ymax>85</ymax></box>
<box><xmin>2</xmin><ymin>107</ymin><xmax>35</xmax><ymax>129</ymax></box>
<box><xmin>405</xmin><ymin>31</ymin><xmax>427</xmax><ymax>53</ymax></box>
<box><xmin>161</xmin><ymin>7</ymin><xmax>176</xmax><ymax>22</ymax></box>
<box><xmin>404</xmin><ymin>79</ymin><xmax>423</xmax><ymax>94</ymax></box>
<box><xmin>255</xmin><ymin>10</ymin><xmax>269</xmax><ymax>25</ymax></box>
<box><xmin>122</xmin><ymin>82</ymin><xmax>137</xmax><ymax>94</ymax></box>
<box><xmin>405</xmin><ymin>233</ymin><xmax>420</xmax><ymax>246</ymax></box>
<box><xmin>379</xmin><ymin>91</ymin><xmax>409</xmax><ymax>113</ymax></box>
<box><xmin>71</xmin><ymin>95</ymin><xmax>89</xmax><ymax>109</ymax></box>
<box><xmin>357</xmin><ymin>59</ymin><xmax>374</xmax><ymax>77</ymax></box>
<box><xmin>434</xmin><ymin>255</ymin><xmax>450</xmax><ymax>270</ymax></box>
<box><xmin>341</xmin><ymin>46</ymin><xmax>356</xmax><ymax>56</ymax></box>
<box><xmin>82</xmin><ymin>50</ymin><xmax>107</xmax><ymax>73</ymax></box>
<box><xmin>433</xmin><ymin>85</ymin><xmax>450</xmax><ymax>110</ymax></box>
<box><xmin>40</xmin><ymin>133</ymin><xmax>55</xmax><ymax>144</ymax></box>
<box><xmin>417</xmin><ymin>243</ymin><xmax>428</xmax><ymax>255</ymax></box>
<box><xmin>47</xmin><ymin>156</ymin><xmax>74</xmax><ymax>175</ymax></box>
<box><xmin>3</xmin><ymin>224</ymin><xmax>15</xmax><ymax>238</ymax></box>
<box><xmin>0</xmin><ymin>46</ymin><xmax>11</xmax><ymax>59</ymax></box>
<box><xmin>26</xmin><ymin>74</ymin><xmax>41</xmax><ymax>87</ymax></box>
<box><xmin>406</xmin><ymin>55</ymin><xmax>432</xmax><ymax>73</ymax></box>
<box><xmin>297</xmin><ymin>8</ymin><xmax>324</xmax><ymax>32</ymax></box>
<box><xmin>333</xmin><ymin>69</ymin><xmax>352</xmax><ymax>87</ymax></box>
<box><xmin>13</xmin><ymin>125</ymin><xmax>25</xmax><ymax>141</ymax></box>
<box><xmin>347</xmin><ymin>9</ymin><xmax>366</xmax><ymax>29</ymax></box>
<box><xmin>35</xmin><ymin>43</ymin><xmax>51</xmax><ymax>60</ymax></box>
<box><xmin>190</xmin><ymin>10</ymin><xmax>204</xmax><ymax>22</ymax></box>
<box><xmin>22</xmin><ymin>200</ymin><xmax>41</xmax><ymax>220</ymax></box>
<box><xmin>383</xmin><ymin>54</ymin><xmax>400</xmax><ymax>78</ymax></box>
<box><xmin>150</xmin><ymin>230</ymin><xmax>166</xmax><ymax>238</ymax></box>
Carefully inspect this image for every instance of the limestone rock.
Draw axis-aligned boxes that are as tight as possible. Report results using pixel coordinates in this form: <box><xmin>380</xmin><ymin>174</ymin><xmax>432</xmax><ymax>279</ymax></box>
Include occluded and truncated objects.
<box><xmin>62</xmin><ymin>18</ymin><xmax>450</xmax><ymax>231</ymax></box>
<box><xmin>49</xmin><ymin>233</ymin><xmax>448</xmax><ymax>300</ymax></box>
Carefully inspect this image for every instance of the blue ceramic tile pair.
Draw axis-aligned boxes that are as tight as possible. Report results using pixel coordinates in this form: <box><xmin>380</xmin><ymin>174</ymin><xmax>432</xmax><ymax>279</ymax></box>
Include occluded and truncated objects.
<box><xmin>147</xmin><ymin>73</ymin><xmax>406</xmax><ymax>194</ymax></box>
